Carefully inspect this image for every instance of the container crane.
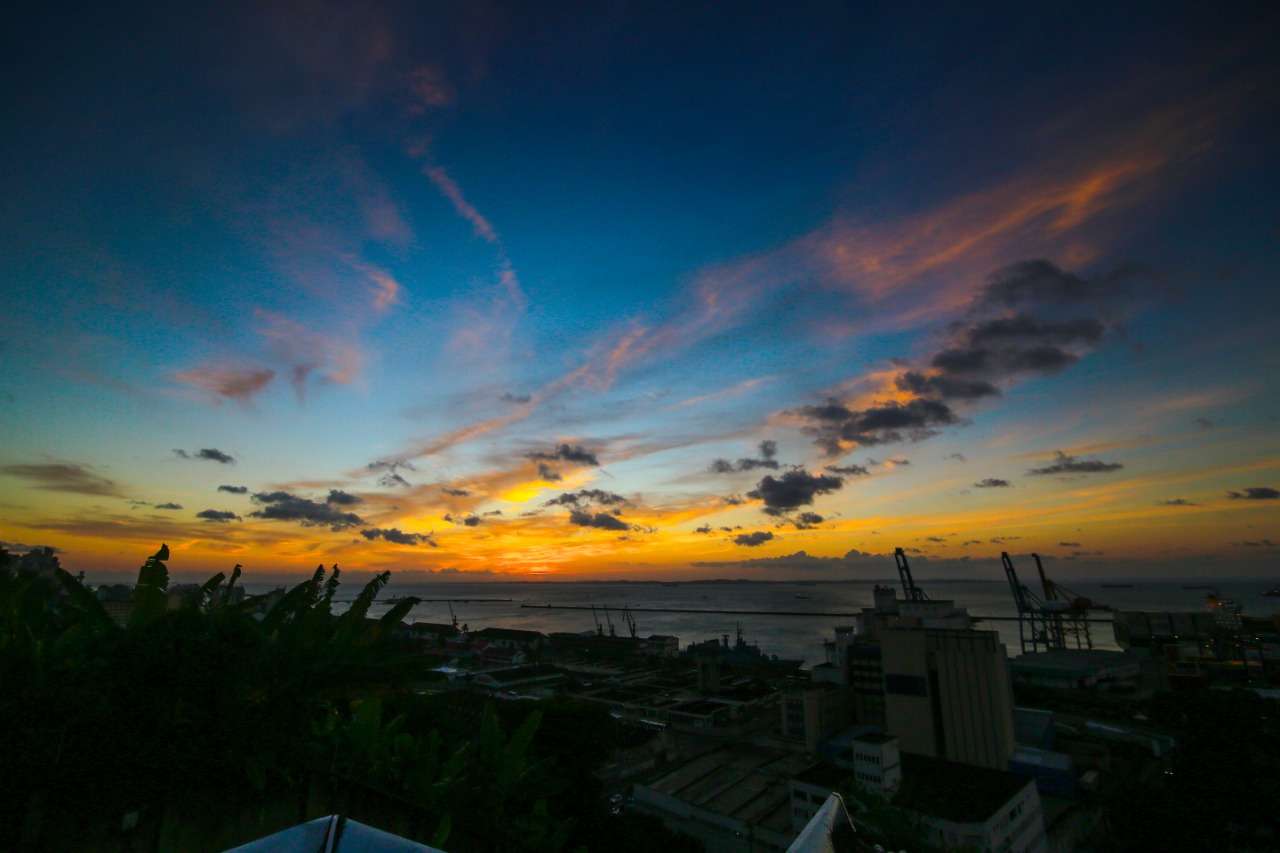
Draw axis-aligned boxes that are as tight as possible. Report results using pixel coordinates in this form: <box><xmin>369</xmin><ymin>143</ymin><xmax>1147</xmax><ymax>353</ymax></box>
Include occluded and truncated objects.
<box><xmin>1033</xmin><ymin>553</ymin><xmax>1110</xmax><ymax>649</ymax></box>
<box><xmin>894</xmin><ymin>547</ymin><xmax>929</xmax><ymax>601</ymax></box>
<box><xmin>1002</xmin><ymin>552</ymin><xmax>1066</xmax><ymax>654</ymax></box>
<box><xmin>602</xmin><ymin>605</ymin><xmax>617</xmax><ymax>637</ymax></box>
<box><xmin>591</xmin><ymin>605</ymin><xmax>604</xmax><ymax>637</ymax></box>
<box><xmin>622</xmin><ymin>605</ymin><xmax>637</xmax><ymax>639</ymax></box>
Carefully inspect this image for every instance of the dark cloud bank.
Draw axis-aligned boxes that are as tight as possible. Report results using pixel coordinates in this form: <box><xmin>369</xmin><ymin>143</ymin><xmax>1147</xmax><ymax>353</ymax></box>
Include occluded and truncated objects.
<box><xmin>793</xmin><ymin>261</ymin><xmax>1156</xmax><ymax>455</ymax></box>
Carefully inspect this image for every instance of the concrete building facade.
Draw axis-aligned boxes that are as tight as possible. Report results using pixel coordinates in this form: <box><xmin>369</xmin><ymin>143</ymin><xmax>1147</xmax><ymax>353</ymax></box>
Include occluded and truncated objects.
<box><xmin>880</xmin><ymin>626</ymin><xmax>1016</xmax><ymax>771</ymax></box>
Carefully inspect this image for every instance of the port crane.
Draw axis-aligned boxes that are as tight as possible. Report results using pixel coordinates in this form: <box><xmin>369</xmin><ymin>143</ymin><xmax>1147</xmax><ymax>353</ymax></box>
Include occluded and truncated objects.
<box><xmin>1002</xmin><ymin>552</ymin><xmax>1065</xmax><ymax>654</ymax></box>
<box><xmin>622</xmin><ymin>605</ymin><xmax>637</xmax><ymax>639</ymax></box>
<box><xmin>591</xmin><ymin>605</ymin><xmax>604</xmax><ymax>637</ymax></box>
<box><xmin>1033</xmin><ymin>553</ymin><xmax>1110</xmax><ymax>649</ymax></box>
<box><xmin>894</xmin><ymin>547</ymin><xmax>929</xmax><ymax>601</ymax></box>
<box><xmin>602</xmin><ymin>605</ymin><xmax>617</xmax><ymax>637</ymax></box>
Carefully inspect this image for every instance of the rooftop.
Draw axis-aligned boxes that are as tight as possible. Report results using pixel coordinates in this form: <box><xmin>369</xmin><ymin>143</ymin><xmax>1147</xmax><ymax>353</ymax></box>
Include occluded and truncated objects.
<box><xmin>794</xmin><ymin>761</ymin><xmax>853</xmax><ymax>791</ymax></box>
<box><xmin>641</xmin><ymin>744</ymin><xmax>814</xmax><ymax>835</ymax></box>
<box><xmin>476</xmin><ymin>664</ymin><xmax>560</xmax><ymax>684</ymax></box>
<box><xmin>893</xmin><ymin>753</ymin><xmax>1033</xmax><ymax>824</ymax></box>
<box><xmin>473</xmin><ymin>627</ymin><xmax>545</xmax><ymax>641</ymax></box>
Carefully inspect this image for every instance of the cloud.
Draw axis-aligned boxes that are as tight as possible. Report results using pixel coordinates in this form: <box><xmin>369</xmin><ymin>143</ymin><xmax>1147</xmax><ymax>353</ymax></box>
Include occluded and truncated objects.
<box><xmin>974</xmin><ymin>478</ymin><xmax>1011</xmax><ymax>488</ymax></box>
<box><xmin>175</xmin><ymin>448</ymin><xmax>236</xmax><ymax>464</ymax></box>
<box><xmin>0</xmin><ymin>541</ymin><xmax>62</xmax><ymax>554</ymax></box>
<box><xmin>1059</xmin><ymin>541</ymin><xmax>1081</xmax><ymax>547</ymax></box>
<box><xmin>405</xmin><ymin>65</ymin><xmax>454</xmax><ymax>112</ymax></box>
<box><xmin>257</xmin><ymin>311</ymin><xmax>365</xmax><ymax>401</ymax></box>
<box><xmin>974</xmin><ymin>260</ymin><xmax>1151</xmax><ymax>313</ymax></box>
<box><xmin>425</xmin><ymin>165</ymin><xmax>500</xmax><ymax>245</ymax></box>
<box><xmin>250</xmin><ymin>490</ymin><xmax>366</xmax><ymax>531</ymax></box>
<box><xmin>792</xmin><ymin>260</ymin><xmax>1157</xmax><ymax>455</ymax></box>
<box><xmin>791</xmin><ymin>512</ymin><xmax>824</xmax><ymax>530</ymax></box>
<box><xmin>153</xmin><ymin>502</ymin><xmax>183</xmax><ymax>510</ymax></box>
<box><xmin>747</xmin><ymin>469</ymin><xmax>844</xmax><ymax>516</ymax></box>
<box><xmin>500</xmin><ymin>392</ymin><xmax>532</xmax><ymax>404</ymax></box>
<box><xmin>366</xmin><ymin>266</ymin><xmax>402</xmax><ymax>311</ymax></box>
<box><xmin>443</xmin><ymin>514</ymin><xmax>482</xmax><ymax>527</ymax></box>
<box><xmin>947</xmin><ymin>453</ymin><xmax>967</xmax><ymax>462</ymax></box>
<box><xmin>926</xmin><ymin>536</ymin><xmax>945</xmax><ymax>543</ymax></box>
<box><xmin>694</xmin><ymin>524</ymin><xmax>713</xmax><ymax>534</ymax></box>
<box><xmin>360</xmin><ymin>527</ymin><xmax>437</xmax><ymax>547</ymax></box>
<box><xmin>568</xmin><ymin>511</ymin><xmax>632</xmax><ymax>532</ymax></box>
<box><xmin>0</xmin><ymin>462</ymin><xmax>127</xmax><ymax>498</ymax></box>
<box><xmin>734</xmin><ymin>531</ymin><xmax>775</xmax><ymax>547</ymax></box>
<box><xmin>527</xmin><ymin>444</ymin><xmax>600</xmax><ymax>467</ymax></box>
<box><xmin>826</xmin><ymin>463</ymin><xmax>870</xmax><ymax>477</ymax></box>
<box><xmin>1026</xmin><ymin>451</ymin><xmax>1123</xmax><ymax>476</ymax></box>
<box><xmin>913</xmin><ymin>264</ymin><xmax>1149</xmax><ymax>395</ymax></box>
<box><xmin>1237</xmin><ymin>540</ymin><xmax>1278</xmax><ymax>548</ymax></box>
<box><xmin>325</xmin><ymin>489</ymin><xmax>362</xmax><ymax>506</ymax></box>
<box><xmin>545</xmin><ymin>489</ymin><xmax>626</xmax><ymax>508</ymax></box>
<box><xmin>367</xmin><ymin>460</ymin><xmax>415</xmax><ymax>488</ymax></box>
<box><xmin>537</xmin><ymin>463</ymin><xmax>563</xmax><ymax>482</ymax></box>
<box><xmin>1158</xmin><ymin>498</ymin><xmax>1199</xmax><ymax>506</ymax></box>
<box><xmin>1227</xmin><ymin>487</ymin><xmax>1279</xmax><ymax>500</ymax></box>
<box><xmin>174</xmin><ymin>366</ymin><xmax>275</xmax><ymax>405</ymax></box>
<box><xmin>218</xmin><ymin>485</ymin><xmax>249</xmax><ymax>494</ymax></box>
<box><xmin>442</xmin><ymin>487</ymin><xmax>471</xmax><ymax>497</ymax></box>
<box><xmin>795</xmin><ymin>398</ymin><xmax>958</xmax><ymax>455</ymax></box>
<box><xmin>708</xmin><ymin>439</ymin><xmax>782</xmax><ymax>473</ymax></box>
<box><xmin>197</xmin><ymin>509</ymin><xmax>241</xmax><ymax>523</ymax></box>
<box><xmin>895</xmin><ymin>371</ymin><xmax>1000</xmax><ymax>401</ymax></box>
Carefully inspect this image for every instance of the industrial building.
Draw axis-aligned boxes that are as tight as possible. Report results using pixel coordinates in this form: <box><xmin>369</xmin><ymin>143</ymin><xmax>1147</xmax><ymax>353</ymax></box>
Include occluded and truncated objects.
<box><xmin>633</xmin><ymin>744</ymin><xmax>813</xmax><ymax>853</ymax></box>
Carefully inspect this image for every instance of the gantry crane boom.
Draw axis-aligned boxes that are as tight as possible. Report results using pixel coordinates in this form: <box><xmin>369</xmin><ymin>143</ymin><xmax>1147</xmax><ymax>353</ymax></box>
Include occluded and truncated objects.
<box><xmin>894</xmin><ymin>547</ymin><xmax>928</xmax><ymax>601</ymax></box>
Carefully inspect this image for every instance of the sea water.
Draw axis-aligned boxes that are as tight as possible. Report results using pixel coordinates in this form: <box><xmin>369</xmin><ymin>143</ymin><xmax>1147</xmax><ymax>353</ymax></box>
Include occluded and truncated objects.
<box><xmin>245</xmin><ymin>577</ymin><xmax>1280</xmax><ymax>668</ymax></box>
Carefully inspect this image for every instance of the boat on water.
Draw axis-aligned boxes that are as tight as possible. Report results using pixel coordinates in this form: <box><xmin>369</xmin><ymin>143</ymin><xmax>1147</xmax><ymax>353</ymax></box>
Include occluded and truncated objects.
<box><xmin>1264</xmin><ymin>583</ymin><xmax>1280</xmax><ymax>597</ymax></box>
<box><xmin>793</xmin><ymin>594</ymin><xmax>812</xmax><ymax>600</ymax></box>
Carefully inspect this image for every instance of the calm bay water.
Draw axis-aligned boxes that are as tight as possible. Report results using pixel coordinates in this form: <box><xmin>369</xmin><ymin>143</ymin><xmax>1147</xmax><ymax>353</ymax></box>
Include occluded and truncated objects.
<box><xmin>246</xmin><ymin>578</ymin><xmax>1280</xmax><ymax>668</ymax></box>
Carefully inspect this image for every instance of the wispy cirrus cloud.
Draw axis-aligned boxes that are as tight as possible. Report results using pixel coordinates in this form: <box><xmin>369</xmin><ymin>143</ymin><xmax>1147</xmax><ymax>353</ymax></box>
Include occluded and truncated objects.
<box><xmin>174</xmin><ymin>365</ymin><xmax>276</xmax><ymax>405</ymax></box>
<box><xmin>425</xmin><ymin>166</ymin><xmax>500</xmax><ymax>245</ymax></box>
<box><xmin>547</xmin><ymin>76</ymin><xmax>1240</xmax><ymax>407</ymax></box>
<box><xmin>256</xmin><ymin>310</ymin><xmax>366</xmax><ymax>401</ymax></box>
<box><xmin>418</xmin><ymin>159</ymin><xmax>527</xmax><ymax>359</ymax></box>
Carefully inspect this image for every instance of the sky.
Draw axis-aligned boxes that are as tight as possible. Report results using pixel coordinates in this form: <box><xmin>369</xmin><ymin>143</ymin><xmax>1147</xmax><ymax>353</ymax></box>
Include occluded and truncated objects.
<box><xmin>1</xmin><ymin>1</ymin><xmax>1278</xmax><ymax>582</ymax></box>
